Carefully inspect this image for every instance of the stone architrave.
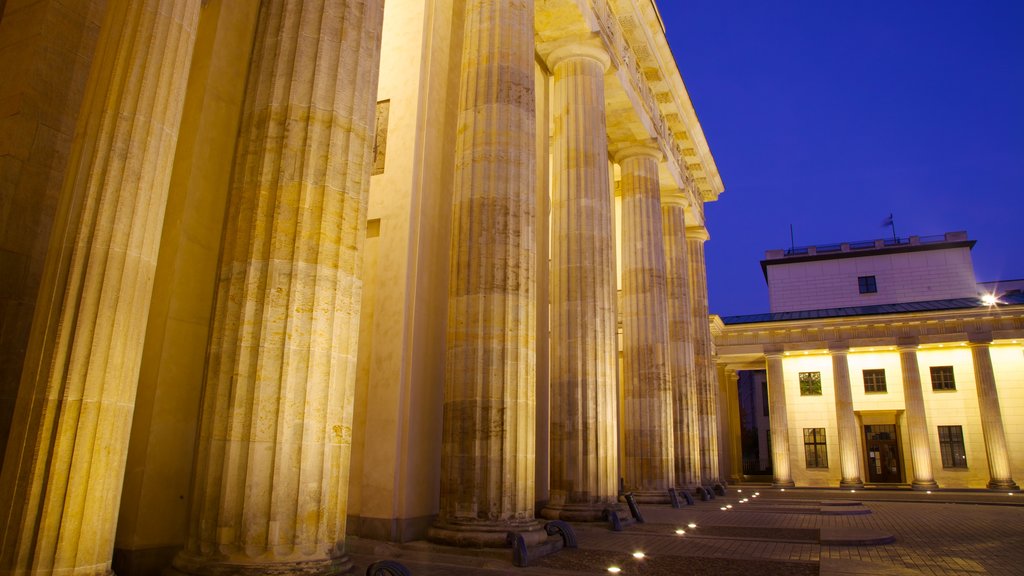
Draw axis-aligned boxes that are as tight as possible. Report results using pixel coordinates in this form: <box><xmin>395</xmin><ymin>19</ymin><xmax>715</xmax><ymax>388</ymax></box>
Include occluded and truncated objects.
<box><xmin>830</xmin><ymin>343</ymin><xmax>864</xmax><ymax>488</ymax></box>
<box><xmin>662</xmin><ymin>194</ymin><xmax>701</xmax><ymax>489</ymax></box>
<box><xmin>897</xmin><ymin>338</ymin><xmax>939</xmax><ymax>490</ymax></box>
<box><xmin>429</xmin><ymin>0</ymin><xmax>543</xmax><ymax>546</ymax></box>
<box><xmin>541</xmin><ymin>42</ymin><xmax>620</xmax><ymax>522</ymax></box>
<box><xmin>686</xmin><ymin>225</ymin><xmax>721</xmax><ymax>484</ymax></box>
<box><xmin>617</xmin><ymin>144</ymin><xmax>676</xmax><ymax>502</ymax></box>
<box><xmin>765</xmin><ymin>350</ymin><xmax>795</xmax><ymax>487</ymax></box>
<box><xmin>0</xmin><ymin>1</ymin><xmax>202</xmax><ymax>573</ymax></box>
<box><xmin>968</xmin><ymin>334</ymin><xmax>1020</xmax><ymax>490</ymax></box>
<box><xmin>170</xmin><ymin>2</ymin><xmax>385</xmax><ymax>574</ymax></box>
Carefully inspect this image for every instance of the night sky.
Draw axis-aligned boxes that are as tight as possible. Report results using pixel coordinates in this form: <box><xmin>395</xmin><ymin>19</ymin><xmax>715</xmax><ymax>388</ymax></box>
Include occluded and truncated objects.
<box><xmin>657</xmin><ymin>1</ymin><xmax>1024</xmax><ymax>317</ymax></box>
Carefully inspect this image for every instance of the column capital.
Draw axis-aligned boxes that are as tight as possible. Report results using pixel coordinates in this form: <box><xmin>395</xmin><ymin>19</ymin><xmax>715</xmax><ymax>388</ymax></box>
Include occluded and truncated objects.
<box><xmin>897</xmin><ymin>336</ymin><xmax>920</xmax><ymax>351</ymax></box>
<box><xmin>685</xmin><ymin>225</ymin><xmax>710</xmax><ymax>242</ymax></box>
<box><xmin>660</xmin><ymin>189</ymin><xmax>690</xmax><ymax>209</ymax></box>
<box><xmin>828</xmin><ymin>341</ymin><xmax>850</xmax><ymax>354</ymax></box>
<box><xmin>968</xmin><ymin>332</ymin><xmax>993</xmax><ymax>346</ymax></box>
<box><xmin>613</xmin><ymin>142</ymin><xmax>663</xmax><ymax>164</ymax></box>
<box><xmin>545</xmin><ymin>40</ymin><xmax>611</xmax><ymax>72</ymax></box>
<box><xmin>764</xmin><ymin>345</ymin><xmax>785</xmax><ymax>359</ymax></box>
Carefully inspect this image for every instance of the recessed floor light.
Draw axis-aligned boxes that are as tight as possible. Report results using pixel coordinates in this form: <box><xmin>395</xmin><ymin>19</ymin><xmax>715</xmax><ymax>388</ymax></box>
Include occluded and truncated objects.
<box><xmin>632</xmin><ymin>552</ymin><xmax>645</xmax><ymax>559</ymax></box>
<box><xmin>608</xmin><ymin>567</ymin><xmax>622</xmax><ymax>574</ymax></box>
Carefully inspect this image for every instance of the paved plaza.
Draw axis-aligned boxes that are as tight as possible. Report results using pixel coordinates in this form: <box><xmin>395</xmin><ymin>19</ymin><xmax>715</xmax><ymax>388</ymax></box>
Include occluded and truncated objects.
<box><xmin>348</xmin><ymin>487</ymin><xmax>1024</xmax><ymax>575</ymax></box>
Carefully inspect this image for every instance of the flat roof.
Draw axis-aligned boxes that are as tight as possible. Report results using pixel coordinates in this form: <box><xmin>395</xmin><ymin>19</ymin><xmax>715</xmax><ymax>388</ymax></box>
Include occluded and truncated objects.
<box><xmin>721</xmin><ymin>292</ymin><xmax>1024</xmax><ymax>325</ymax></box>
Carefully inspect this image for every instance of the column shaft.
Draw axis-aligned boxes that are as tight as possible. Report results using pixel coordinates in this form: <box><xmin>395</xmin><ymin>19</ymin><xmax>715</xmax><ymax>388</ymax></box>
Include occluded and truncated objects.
<box><xmin>618</xmin><ymin>146</ymin><xmax>675</xmax><ymax>501</ymax></box>
<box><xmin>830</xmin><ymin>346</ymin><xmax>863</xmax><ymax>487</ymax></box>
<box><xmin>431</xmin><ymin>0</ymin><xmax>540</xmax><ymax>546</ymax></box>
<box><xmin>687</xmin><ymin>228</ymin><xmax>720</xmax><ymax>485</ymax></box>
<box><xmin>765</xmin><ymin>352</ymin><xmax>794</xmax><ymax>487</ymax></box>
<box><xmin>662</xmin><ymin>199</ymin><xmax>701</xmax><ymax>489</ymax></box>
<box><xmin>542</xmin><ymin>46</ymin><xmax>619</xmax><ymax>521</ymax></box>
<box><xmin>0</xmin><ymin>1</ymin><xmax>201</xmax><ymax>573</ymax></box>
<box><xmin>171</xmin><ymin>1</ymin><xmax>384</xmax><ymax>573</ymax></box>
<box><xmin>898</xmin><ymin>343</ymin><xmax>938</xmax><ymax>489</ymax></box>
<box><xmin>969</xmin><ymin>339</ymin><xmax>1019</xmax><ymax>490</ymax></box>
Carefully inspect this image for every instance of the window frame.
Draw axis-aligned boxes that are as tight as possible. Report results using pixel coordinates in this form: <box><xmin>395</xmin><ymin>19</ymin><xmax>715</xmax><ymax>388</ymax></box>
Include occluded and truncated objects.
<box><xmin>799</xmin><ymin>371</ymin><xmax>822</xmax><ymax>396</ymax></box>
<box><xmin>863</xmin><ymin>368</ymin><xmax>887</xmax><ymax>393</ymax></box>
<box><xmin>803</xmin><ymin>427</ymin><xmax>828</xmax><ymax>469</ymax></box>
<box><xmin>937</xmin><ymin>425</ymin><xmax>967</xmax><ymax>469</ymax></box>
<box><xmin>930</xmin><ymin>366</ymin><xmax>956</xmax><ymax>391</ymax></box>
<box><xmin>858</xmin><ymin>275</ymin><xmax>878</xmax><ymax>294</ymax></box>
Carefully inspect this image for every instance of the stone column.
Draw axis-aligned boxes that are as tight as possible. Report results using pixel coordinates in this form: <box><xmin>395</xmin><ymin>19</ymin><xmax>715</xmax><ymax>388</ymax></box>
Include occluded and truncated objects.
<box><xmin>541</xmin><ymin>43</ymin><xmax>620</xmax><ymax>521</ymax></box>
<box><xmin>686</xmin><ymin>225</ymin><xmax>720</xmax><ymax>485</ymax></box>
<box><xmin>617</xmin><ymin>144</ymin><xmax>675</xmax><ymax>502</ymax></box>
<box><xmin>897</xmin><ymin>338</ymin><xmax>939</xmax><ymax>490</ymax></box>
<box><xmin>968</xmin><ymin>334</ymin><xmax>1020</xmax><ymax>490</ymax></box>
<box><xmin>170</xmin><ymin>2</ymin><xmax>385</xmax><ymax>574</ymax></box>
<box><xmin>662</xmin><ymin>194</ymin><xmax>701</xmax><ymax>490</ymax></box>
<box><xmin>720</xmin><ymin>366</ymin><xmax>744</xmax><ymax>484</ymax></box>
<box><xmin>765</xmin><ymin>350</ymin><xmax>795</xmax><ymax>487</ymax></box>
<box><xmin>830</xmin><ymin>343</ymin><xmax>863</xmax><ymax>488</ymax></box>
<box><xmin>430</xmin><ymin>0</ymin><xmax>541</xmax><ymax>546</ymax></box>
<box><xmin>0</xmin><ymin>1</ymin><xmax>201</xmax><ymax>573</ymax></box>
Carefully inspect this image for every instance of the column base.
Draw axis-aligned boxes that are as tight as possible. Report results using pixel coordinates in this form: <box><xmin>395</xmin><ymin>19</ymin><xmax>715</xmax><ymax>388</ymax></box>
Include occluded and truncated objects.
<box><xmin>911</xmin><ymin>480</ymin><xmax>939</xmax><ymax>491</ymax></box>
<box><xmin>427</xmin><ymin>519</ymin><xmax>545</xmax><ymax>548</ymax></box>
<box><xmin>169</xmin><ymin>553</ymin><xmax>352</xmax><ymax>576</ymax></box>
<box><xmin>621</xmin><ymin>489</ymin><xmax>672</xmax><ymax>504</ymax></box>
<box><xmin>839</xmin><ymin>480</ymin><xmax>864</xmax><ymax>489</ymax></box>
<box><xmin>987</xmin><ymin>478</ymin><xmax>1020</xmax><ymax>491</ymax></box>
<box><xmin>772</xmin><ymin>480</ymin><xmax>795</xmax><ymax>488</ymax></box>
<box><xmin>540</xmin><ymin>502</ymin><xmax>620</xmax><ymax>522</ymax></box>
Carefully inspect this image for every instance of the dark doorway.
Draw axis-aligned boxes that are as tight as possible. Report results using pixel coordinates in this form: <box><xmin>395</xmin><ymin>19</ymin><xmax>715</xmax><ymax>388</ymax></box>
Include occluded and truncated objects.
<box><xmin>737</xmin><ymin>370</ymin><xmax>772</xmax><ymax>477</ymax></box>
<box><xmin>864</xmin><ymin>424</ymin><xmax>902</xmax><ymax>483</ymax></box>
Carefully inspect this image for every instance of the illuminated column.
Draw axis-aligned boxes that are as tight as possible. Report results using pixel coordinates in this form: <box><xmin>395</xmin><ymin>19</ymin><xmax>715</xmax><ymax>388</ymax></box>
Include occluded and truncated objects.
<box><xmin>662</xmin><ymin>194</ymin><xmax>701</xmax><ymax>489</ymax></box>
<box><xmin>830</xmin><ymin>343</ymin><xmax>863</xmax><ymax>488</ymax></box>
<box><xmin>765</xmin><ymin>349</ymin><xmax>794</xmax><ymax>487</ymax></box>
<box><xmin>898</xmin><ymin>338</ymin><xmax>938</xmax><ymax>490</ymax></box>
<box><xmin>720</xmin><ymin>365</ymin><xmax>743</xmax><ymax>484</ymax></box>
<box><xmin>617</xmin><ymin>144</ymin><xmax>675</xmax><ymax>502</ymax></box>
<box><xmin>686</xmin><ymin>225</ymin><xmax>720</xmax><ymax>484</ymax></box>
<box><xmin>0</xmin><ymin>1</ymin><xmax>201</xmax><ymax>573</ymax></box>
<box><xmin>170</xmin><ymin>2</ymin><xmax>384</xmax><ymax>574</ymax></box>
<box><xmin>430</xmin><ymin>0</ymin><xmax>541</xmax><ymax>546</ymax></box>
<box><xmin>968</xmin><ymin>334</ymin><xmax>1020</xmax><ymax>490</ymax></box>
<box><xmin>541</xmin><ymin>43</ymin><xmax>619</xmax><ymax>521</ymax></box>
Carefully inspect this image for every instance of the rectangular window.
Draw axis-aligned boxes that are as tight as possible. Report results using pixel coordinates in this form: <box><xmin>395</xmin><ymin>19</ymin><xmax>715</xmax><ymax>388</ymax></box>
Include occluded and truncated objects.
<box><xmin>930</xmin><ymin>366</ymin><xmax>956</xmax><ymax>391</ymax></box>
<box><xmin>863</xmin><ymin>369</ymin><xmax>887</xmax><ymax>393</ymax></box>
<box><xmin>938</xmin><ymin>425</ymin><xmax>967</xmax><ymax>468</ymax></box>
<box><xmin>858</xmin><ymin>275</ymin><xmax>877</xmax><ymax>294</ymax></box>
<box><xmin>803</xmin><ymin>428</ymin><xmax>828</xmax><ymax>468</ymax></box>
<box><xmin>799</xmin><ymin>371</ymin><xmax>822</xmax><ymax>396</ymax></box>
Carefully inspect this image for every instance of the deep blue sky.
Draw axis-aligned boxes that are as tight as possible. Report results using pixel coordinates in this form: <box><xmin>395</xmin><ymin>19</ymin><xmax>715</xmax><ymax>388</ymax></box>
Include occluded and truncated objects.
<box><xmin>658</xmin><ymin>1</ymin><xmax>1024</xmax><ymax>317</ymax></box>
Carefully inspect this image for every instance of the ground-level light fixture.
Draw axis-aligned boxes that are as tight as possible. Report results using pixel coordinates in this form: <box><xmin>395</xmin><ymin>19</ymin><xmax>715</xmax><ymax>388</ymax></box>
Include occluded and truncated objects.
<box><xmin>632</xmin><ymin>551</ymin><xmax>646</xmax><ymax>559</ymax></box>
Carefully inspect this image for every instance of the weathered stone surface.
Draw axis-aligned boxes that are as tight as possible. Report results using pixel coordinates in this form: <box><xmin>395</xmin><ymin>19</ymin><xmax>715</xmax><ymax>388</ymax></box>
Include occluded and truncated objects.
<box><xmin>0</xmin><ymin>0</ymin><xmax>202</xmax><ymax>573</ymax></box>
<box><xmin>172</xmin><ymin>0</ymin><xmax>385</xmax><ymax>573</ymax></box>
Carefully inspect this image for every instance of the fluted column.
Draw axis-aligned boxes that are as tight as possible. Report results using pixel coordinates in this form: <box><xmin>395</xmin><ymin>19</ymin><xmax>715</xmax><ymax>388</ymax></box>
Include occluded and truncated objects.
<box><xmin>0</xmin><ymin>2</ymin><xmax>201</xmax><ymax>574</ymax></box>
<box><xmin>765</xmin><ymin>350</ymin><xmax>795</xmax><ymax>487</ymax></box>
<box><xmin>541</xmin><ymin>43</ymin><xmax>619</xmax><ymax>521</ymax></box>
<box><xmin>662</xmin><ymin>194</ymin><xmax>701</xmax><ymax>490</ymax></box>
<box><xmin>617</xmin><ymin>144</ymin><xmax>675</xmax><ymax>502</ymax></box>
<box><xmin>897</xmin><ymin>338</ymin><xmax>939</xmax><ymax>490</ymax></box>
<box><xmin>686</xmin><ymin>225</ymin><xmax>720</xmax><ymax>485</ymax></box>
<box><xmin>968</xmin><ymin>334</ymin><xmax>1020</xmax><ymax>490</ymax></box>
<box><xmin>170</xmin><ymin>2</ymin><xmax>384</xmax><ymax>574</ymax></box>
<box><xmin>830</xmin><ymin>343</ymin><xmax>863</xmax><ymax>488</ymax></box>
<box><xmin>430</xmin><ymin>0</ymin><xmax>541</xmax><ymax>546</ymax></box>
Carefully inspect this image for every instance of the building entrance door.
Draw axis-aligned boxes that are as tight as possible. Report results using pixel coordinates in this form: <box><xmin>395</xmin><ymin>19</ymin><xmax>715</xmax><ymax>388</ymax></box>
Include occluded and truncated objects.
<box><xmin>864</xmin><ymin>424</ymin><xmax>902</xmax><ymax>483</ymax></box>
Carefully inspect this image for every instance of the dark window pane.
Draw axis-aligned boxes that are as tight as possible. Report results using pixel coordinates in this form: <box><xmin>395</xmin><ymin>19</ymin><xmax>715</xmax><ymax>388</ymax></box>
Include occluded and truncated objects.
<box><xmin>863</xmin><ymin>369</ymin><xmax>887</xmax><ymax>393</ymax></box>
<box><xmin>930</xmin><ymin>366</ymin><xmax>956</xmax><ymax>391</ymax></box>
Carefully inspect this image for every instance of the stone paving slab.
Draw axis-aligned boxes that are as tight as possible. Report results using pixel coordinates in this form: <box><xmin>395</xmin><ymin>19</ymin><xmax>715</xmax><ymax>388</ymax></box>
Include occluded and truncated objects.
<box><xmin>349</xmin><ymin>488</ymin><xmax>1024</xmax><ymax>575</ymax></box>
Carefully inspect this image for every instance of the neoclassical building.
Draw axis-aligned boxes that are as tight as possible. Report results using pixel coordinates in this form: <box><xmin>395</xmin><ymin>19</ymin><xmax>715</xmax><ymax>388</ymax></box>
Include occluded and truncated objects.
<box><xmin>715</xmin><ymin>232</ymin><xmax>1023</xmax><ymax>491</ymax></box>
<box><xmin>0</xmin><ymin>1</ymin><xmax>724</xmax><ymax>574</ymax></box>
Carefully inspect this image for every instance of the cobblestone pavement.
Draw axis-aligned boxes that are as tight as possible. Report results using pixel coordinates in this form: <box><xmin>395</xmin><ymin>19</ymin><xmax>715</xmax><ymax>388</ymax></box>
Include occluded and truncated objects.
<box><xmin>349</xmin><ymin>487</ymin><xmax>1024</xmax><ymax>575</ymax></box>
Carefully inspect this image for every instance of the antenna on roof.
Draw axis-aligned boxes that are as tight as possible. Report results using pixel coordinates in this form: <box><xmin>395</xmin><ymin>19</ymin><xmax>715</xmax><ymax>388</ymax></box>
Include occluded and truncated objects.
<box><xmin>790</xmin><ymin>223</ymin><xmax>795</xmax><ymax>253</ymax></box>
<box><xmin>882</xmin><ymin>214</ymin><xmax>896</xmax><ymax>243</ymax></box>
